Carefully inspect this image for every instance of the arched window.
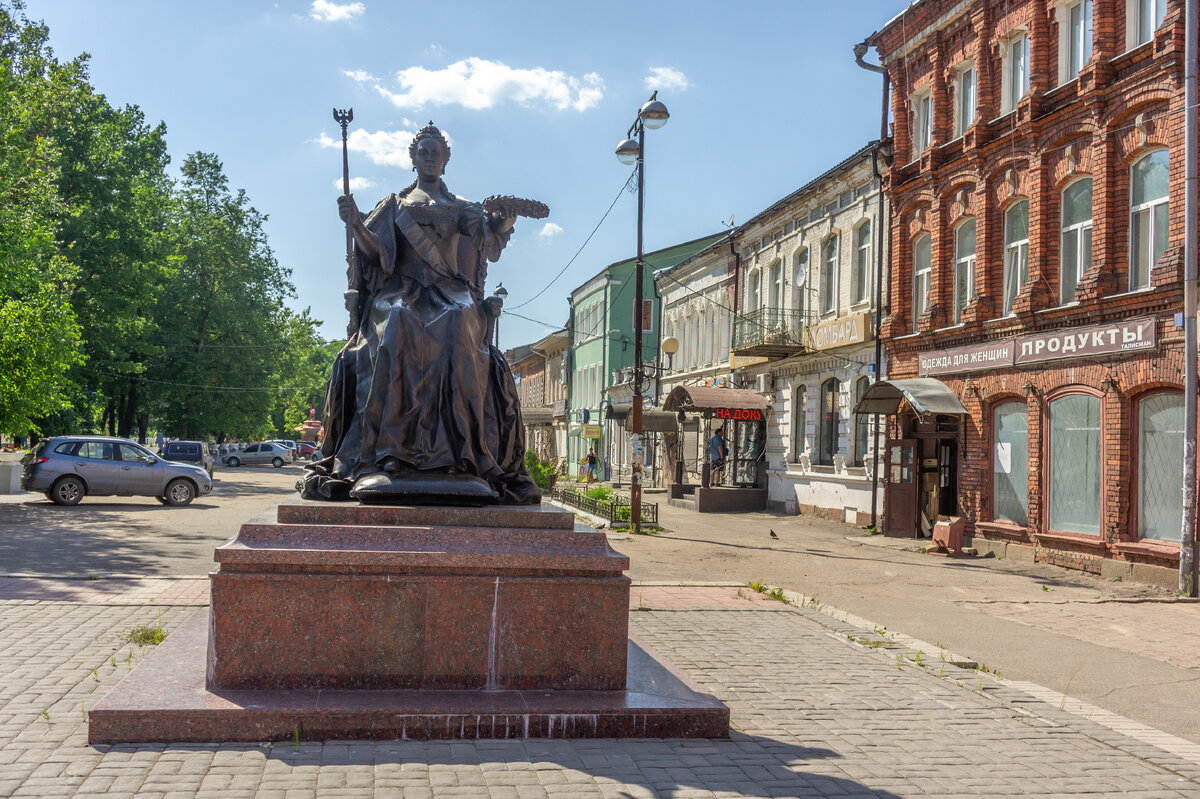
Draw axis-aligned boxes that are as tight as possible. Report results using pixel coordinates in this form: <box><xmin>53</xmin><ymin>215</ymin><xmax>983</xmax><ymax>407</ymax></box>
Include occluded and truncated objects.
<box><xmin>853</xmin><ymin>222</ymin><xmax>871</xmax><ymax>304</ymax></box>
<box><xmin>1048</xmin><ymin>393</ymin><xmax>1102</xmax><ymax>534</ymax></box>
<box><xmin>821</xmin><ymin>236</ymin><xmax>838</xmax><ymax>314</ymax></box>
<box><xmin>1003</xmin><ymin>200</ymin><xmax>1029</xmax><ymax>315</ymax></box>
<box><xmin>1130</xmin><ymin>150</ymin><xmax>1169</xmax><ymax>290</ymax></box>
<box><xmin>912</xmin><ymin>233</ymin><xmax>932</xmax><ymax>331</ymax></box>
<box><xmin>1138</xmin><ymin>392</ymin><xmax>1184</xmax><ymax>541</ymax></box>
<box><xmin>816</xmin><ymin>377</ymin><xmax>840</xmax><ymax>466</ymax></box>
<box><xmin>953</xmin><ymin>218</ymin><xmax>976</xmax><ymax>324</ymax></box>
<box><xmin>793</xmin><ymin>248</ymin><xmax>810</xmax><ymax>317</ymax></box>
<box><xmin>852</xmin><ymin>376</ymin><xmax>871</xmax><ymax>467</ymax></box>
<box><xmin>992</xmin><ymin>401</ymin><xmax>1029</xmax><ymax>525</ymax></box>
<box><xmin>792</xmin><ymin>384</ymin><xmax>807</xmax><ymax>461</ymax></box>
<box><xmin>1061</xmin><ymin>178</ymin><xmax>1092</xmax><ymax>303</ymax></box>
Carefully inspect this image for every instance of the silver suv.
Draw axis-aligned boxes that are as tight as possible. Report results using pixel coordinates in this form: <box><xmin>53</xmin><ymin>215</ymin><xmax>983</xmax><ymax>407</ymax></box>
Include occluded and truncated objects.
<box><xmin>21</xmin><ymin>436</ymin><xmax>213</xmax><ymax>506</ymax></box>
<box><xmin>222</xmin><ymin>442</ymin><xmax>291</xmax><ymax>468</ymax></box>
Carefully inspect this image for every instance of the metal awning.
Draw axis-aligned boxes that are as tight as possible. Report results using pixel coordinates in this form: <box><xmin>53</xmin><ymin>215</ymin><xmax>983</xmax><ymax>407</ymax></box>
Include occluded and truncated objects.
<box><xmin>605</xmin><ymin>402</ymin><xmax>677</xmax><ymax>432</ymax></box>
<box><xmin>853</xmin><ymin>378</ymin><xmax>968</xmax><ymax>416</ymax></box>
<box><xmin>521</xmin><ymin>407</ymin><xmax>555</xmax><ymax>425</ymax></box>
<box><xmin>605</xmin><ymin>402</ymin><xmax>631</xmax><ymax>420</ymax></box>
<box><xmin>663</xmin><ymin>386</ymin><xmax>769</xmax><ymax>413</ymax></box>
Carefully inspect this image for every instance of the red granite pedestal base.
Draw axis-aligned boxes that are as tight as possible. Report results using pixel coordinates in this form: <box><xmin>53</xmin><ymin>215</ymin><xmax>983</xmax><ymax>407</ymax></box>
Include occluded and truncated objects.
<box><xmin>89</xmin><ymin>499</ymin><xmax>729</xmax><ymax>743</ymax></box>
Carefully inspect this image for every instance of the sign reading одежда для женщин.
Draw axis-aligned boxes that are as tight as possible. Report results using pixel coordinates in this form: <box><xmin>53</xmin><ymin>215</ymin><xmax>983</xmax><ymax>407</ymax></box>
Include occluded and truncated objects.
<box><xmin>917</xmin><ymin>316</ymin><xmax>1158</xmax><ymax>377</ymax></box>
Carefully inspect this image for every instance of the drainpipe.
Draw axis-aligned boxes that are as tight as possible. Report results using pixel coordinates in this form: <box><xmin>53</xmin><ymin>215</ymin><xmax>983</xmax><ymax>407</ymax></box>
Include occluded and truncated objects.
<box><xmin>566</xmin><ymin>298</ymin><xmax>575</xmax><ymax>471</ymax></box>
<box><xmin>855</xmin><ymin>39</ymin><xmax>891</xmax><ymax>531</ymax></box>
<box><xmin>1181</xmin><ymin>0</ymin><xmax>1198</xmax><ymax>596</ymax></box>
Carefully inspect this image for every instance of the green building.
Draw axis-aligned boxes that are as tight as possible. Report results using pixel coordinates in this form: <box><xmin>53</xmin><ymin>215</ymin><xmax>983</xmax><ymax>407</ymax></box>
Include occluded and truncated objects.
<box><xmin>566</xmin><ymin>233</ymin><xmax>725</xmax><ymax>476</ymax></box>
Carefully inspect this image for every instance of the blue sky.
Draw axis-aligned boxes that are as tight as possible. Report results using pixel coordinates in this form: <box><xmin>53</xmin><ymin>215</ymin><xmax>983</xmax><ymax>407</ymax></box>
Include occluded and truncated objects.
<box><xmin>29</xmin><ymin>0</ymin><xmax>905</xmax><ymax>348</ymax></box>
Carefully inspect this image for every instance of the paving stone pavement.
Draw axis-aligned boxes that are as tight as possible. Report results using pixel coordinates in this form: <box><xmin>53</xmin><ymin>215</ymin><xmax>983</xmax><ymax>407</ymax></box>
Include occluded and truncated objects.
<box><xmin>3</xmin><ymin>597</ymin><xmax>1200</xmax><ymax>798</ymax></box>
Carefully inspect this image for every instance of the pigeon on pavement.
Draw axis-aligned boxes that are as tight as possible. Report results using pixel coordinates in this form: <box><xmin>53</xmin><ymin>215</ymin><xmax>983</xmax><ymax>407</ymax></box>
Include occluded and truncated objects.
<box><xmin>769</xmin><ymin>529</ymin><xmax>779</xmax><ymax>539</ymax></box>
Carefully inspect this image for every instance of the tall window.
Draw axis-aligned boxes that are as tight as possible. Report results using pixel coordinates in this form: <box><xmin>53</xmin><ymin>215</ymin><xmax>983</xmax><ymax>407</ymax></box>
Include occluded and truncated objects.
<box><xmin>1003</xmin><ymin>200</ymin><xmax>1029</xmax><ymax>315</ymax></box>
<box><xmin>1003</xmin><ymin>33</ymin><xmax>1030</xmax><ymax>113</ymax></box>
<box><xmin>955</xmin><ymin>64</ymin><xmax>976</xmax><ymax>138</ymax></box>
<box><xmin>1139</xmin><ymin>393</ymin><xmax>1184</xmax><ymax>541</ymax></box>
<box><xmin>821</xmin><ymin>236</ymin><xmax>838</xmax><ymax>314</ymax></box>
<box><xmin>912</xmin><ymin>233</ymin><xmax>932</xmax><ymax>331</ymax></box>
<box><xmin>748</xmin><ymin>269</ymin><xmax>761</xmax><ymax>312</ymax></box>
<box><xmin>792</xmin><ymin>384</ymin><xmax>807</xmax><ymax>460</ymax></box>
<box><xmin>852</xmin><ymin>376</ymin><xmax>871</xmax><ymax>467</ymax></box>
<box><xmin>793</xmin><ymin>248</ymin><xmax>809</xmax><ymax>317</ymax></box>
<box><xmin>1061</xmin><ymin>178</ymin><xmax>1092</xmax><ymax>303</ymax></box>
<box><xmin>1132</xmin><ymin>0</ymin><xmax>1167</xmax><ymax>47</ymax></box>
<box><xmin>1048</xmin><ymin>393</ymin><xmax>1102</xmax><ymax>534</ymax></box>
<box><xmin>769</xmin><ymin>260</ymin><xmax>784</xmax><ymax>311</ymax></box>
<box><xmin>1130</xmin><ymin>150</ymin><xmax>1169</xmax><ymax>291</ymax></box>
<box><xmin>853</xmin><ymin>222</ymin><xmax>871</xmax><ymax>304</ymax></box>
<box><xmin>993</xmin><ymin>401</ymin><xmax>1029</xmax><ymax>525</ymax></box>
<box><xmin>1066</xmin><ymin>1</ymin><xmax>1093</xmax><ymax>79</ymax></box>
<box><xmin>953</xmin><ymin>218</ymin><xmax>976</xmax><ymax>323</ymax></box>
<box><xmin>911</xmin><ymin>91</ymin><xmax>932</xmax><ymax>157</ymax></box>
<box><xmin>817</xmin><ymin>378</ymin><xmax>840</xmax><ymax>466</ymax></box>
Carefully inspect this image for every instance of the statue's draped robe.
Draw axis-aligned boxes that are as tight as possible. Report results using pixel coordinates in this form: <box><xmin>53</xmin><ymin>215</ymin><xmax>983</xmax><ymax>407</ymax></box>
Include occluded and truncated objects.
<box><xmin>300</xmin><ymin>190</ymin><xmax>539</xmax><ymax>504</ymax></box>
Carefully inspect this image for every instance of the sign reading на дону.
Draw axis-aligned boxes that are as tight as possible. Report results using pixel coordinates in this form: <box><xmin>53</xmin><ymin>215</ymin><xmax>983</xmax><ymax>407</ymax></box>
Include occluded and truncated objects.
<box><xmin>917</xmin><ymin>317</ymin><xmax>1159</xmax><ymax>376</ymax></box>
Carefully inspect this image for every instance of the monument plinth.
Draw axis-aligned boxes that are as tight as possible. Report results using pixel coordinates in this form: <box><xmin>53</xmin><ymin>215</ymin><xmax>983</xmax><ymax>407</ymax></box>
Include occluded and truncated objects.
<box><xmin>89</xmin><ymin>499</ymin><xmax>730</xmax><ymax>743</ymax></box>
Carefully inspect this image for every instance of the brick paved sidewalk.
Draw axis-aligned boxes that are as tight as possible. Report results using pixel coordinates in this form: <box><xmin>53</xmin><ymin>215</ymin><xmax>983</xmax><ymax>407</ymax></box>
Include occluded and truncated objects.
<box><xmin>3</xmin><ymin>591</ymin><xmax>1200</xmax><ymax>798</ymax></box>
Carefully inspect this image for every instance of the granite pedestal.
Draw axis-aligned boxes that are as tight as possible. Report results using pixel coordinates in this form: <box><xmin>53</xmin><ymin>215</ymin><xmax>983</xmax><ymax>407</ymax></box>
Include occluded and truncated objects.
<box><xmin>90</xmin><ymin>498</ymin><xmax>729</xmax><ymax>743</ymax></box>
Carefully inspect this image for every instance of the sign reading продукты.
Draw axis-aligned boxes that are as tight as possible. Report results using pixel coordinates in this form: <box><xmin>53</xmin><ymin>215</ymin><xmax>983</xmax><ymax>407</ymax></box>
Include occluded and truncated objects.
<box><xmin>918</xmin><ymin>317</ymin><xmax>1158</xmax><ymax>376</ymax></box>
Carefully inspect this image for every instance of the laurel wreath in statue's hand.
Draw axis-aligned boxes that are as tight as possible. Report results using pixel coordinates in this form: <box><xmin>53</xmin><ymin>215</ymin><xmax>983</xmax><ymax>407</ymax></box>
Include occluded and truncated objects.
<box><xmin>482</xmin><ymin>195</ymin><xmax>550</xmax><ymax>219</ymax></box>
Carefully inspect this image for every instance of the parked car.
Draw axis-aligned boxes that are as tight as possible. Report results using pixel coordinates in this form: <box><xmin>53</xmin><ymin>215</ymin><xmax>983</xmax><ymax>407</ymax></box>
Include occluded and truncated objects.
<box><xmin>296</xmin><ymin>441</ymin><xmax>319</xmax><ymax>460</ymax></box>
<box><xmin>266</xmin><ymin>440</ymin><xmax>299</xmax><ymax>461</ymax></box>
<box><xmin>21</xmin><ymin>435</ymin><xmax>213</xmax><ymax>506</ymax></box>
<box><xmin>161</xmin><ymin>440</ymin><xmax>215</xmax><ymax>476</ymax></box>
<box><xmin>222</xmin><ymin>442</ymin><xmax>291</xmax><ymax>468</ymax></box>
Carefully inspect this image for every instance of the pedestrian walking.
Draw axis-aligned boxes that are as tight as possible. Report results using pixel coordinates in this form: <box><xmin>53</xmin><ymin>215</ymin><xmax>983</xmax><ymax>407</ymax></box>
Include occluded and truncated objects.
<box><xmin>709</xmin><ymin>427</ymin><xmax>727</xmax><ymax>485</ymax></box>
<box><xmin>586</xmin><ymin>448</ymin><xmax>599</xmax><ymax>484</ymax></box>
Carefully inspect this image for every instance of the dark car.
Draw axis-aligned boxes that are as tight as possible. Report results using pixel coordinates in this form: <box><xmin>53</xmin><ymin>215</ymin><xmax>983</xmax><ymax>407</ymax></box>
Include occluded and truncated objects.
<box><xmin>162</xmin><ymin>440</ymin><xmax>215</xmax><ymax>476</ymax></box>
<box><xmin>296</xmin><ymin>441</ymin><xmax>319</xmax><ymax>460</ymax></box>
<box><xmin>22</xmin><ymin>435</ymin><xmax>213</xmax><ymax>506</ymax></box>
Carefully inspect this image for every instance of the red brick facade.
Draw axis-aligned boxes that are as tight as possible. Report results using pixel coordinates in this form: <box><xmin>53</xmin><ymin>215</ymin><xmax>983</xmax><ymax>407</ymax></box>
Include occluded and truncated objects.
<box><xmin>868</xmin><ymin>0</ymin><xmax>1190</xmax><ymax>574</ymax></box>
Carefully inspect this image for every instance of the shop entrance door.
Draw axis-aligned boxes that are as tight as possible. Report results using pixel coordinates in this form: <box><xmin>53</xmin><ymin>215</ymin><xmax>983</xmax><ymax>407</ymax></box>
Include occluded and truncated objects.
<box><xmin>884</xmin><ymin>439</ymin><xmax>918</xmax><ymax>537</ymax></box>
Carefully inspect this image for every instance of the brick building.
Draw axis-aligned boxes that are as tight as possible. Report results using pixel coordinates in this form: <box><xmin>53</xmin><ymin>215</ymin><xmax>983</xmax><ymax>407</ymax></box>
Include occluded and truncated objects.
<box><xmin>862</xmin><ymin>0</ymin><xmax>1190</xmax><ymax>581</ymax></box>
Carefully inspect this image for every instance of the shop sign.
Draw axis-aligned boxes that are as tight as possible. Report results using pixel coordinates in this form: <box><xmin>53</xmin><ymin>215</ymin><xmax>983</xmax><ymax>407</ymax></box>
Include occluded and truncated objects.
<box><xmin>730</xmin><ymin>354</ymin><xmax>769</xmax><ymax>369</ymax></box>
<box><xmin>704</xmin><ymin>376</ymin><xmax>730</xmax><ymax>388</ymax></box>
<box><xmin>809</xmin><ymin>312</ymin><xmax>873</xmax><ymax>352</ymax></box>
<box><xmin>581</xmin><ymin>424</ymin><xmax>602</xmax><ymax>438</ymax></box>
<box><xmin>1013</xmin><ymin>316</ymin><xmax>1157</xmax><ymax>364</ymax></box>
<box><xmin>710</xmin><ymin>407</ymin><xmax>764</xmax><ymax>421</ymax></box>
<box><xmin>918</xmin><ymin>341</ymin><xmax>1015</xmax><ymax>376</ymax></box>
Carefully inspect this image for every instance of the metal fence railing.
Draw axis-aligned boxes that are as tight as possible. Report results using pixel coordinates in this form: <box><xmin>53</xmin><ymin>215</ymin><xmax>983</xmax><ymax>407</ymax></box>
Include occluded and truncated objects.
<box><xmin>549</xmin><ymin>486</ymin><xmax>659</xmax><ymax>525</ymax></box>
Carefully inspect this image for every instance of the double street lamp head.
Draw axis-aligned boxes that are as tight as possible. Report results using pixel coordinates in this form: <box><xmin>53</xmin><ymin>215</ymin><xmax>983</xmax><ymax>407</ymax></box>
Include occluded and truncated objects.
<box><xmin>614</xmin><ymin>98</ymin><xmax>669</xmax><ymax>165</ymax></box>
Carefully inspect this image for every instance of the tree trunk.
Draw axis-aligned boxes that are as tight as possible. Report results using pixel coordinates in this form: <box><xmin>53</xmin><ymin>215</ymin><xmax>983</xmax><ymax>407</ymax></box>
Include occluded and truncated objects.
<box><xmin>104</xmin><ymin>398</ymin><xmax>115</xmax><ymax>436</ymax></box>
<box><xmin>137</xmin><ymin>413</ymin><xmax>149</xmax><ymax>445</ymax></box>
<box><xmin>118</xmin><ymin>379</ymin><xmax>138</xmax><ymax>439</ymax></box>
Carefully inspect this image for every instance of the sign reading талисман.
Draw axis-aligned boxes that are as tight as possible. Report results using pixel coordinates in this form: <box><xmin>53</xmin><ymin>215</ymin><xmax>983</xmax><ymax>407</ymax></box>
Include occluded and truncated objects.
<box><xmin>917</xmin><ymin>317</ymin><xmax>1159</xmax><ymax>376</ymax></box>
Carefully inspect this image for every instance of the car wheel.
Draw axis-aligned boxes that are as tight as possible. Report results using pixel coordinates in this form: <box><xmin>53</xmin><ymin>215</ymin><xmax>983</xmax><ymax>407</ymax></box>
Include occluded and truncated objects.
<box><xmin>271</xmin><ymin>457</ymin><xmax>284</xmax><ymax>468</ymax></box>
<box><xmin>163</xmin><ymin>478</ymin><xmax>195</xmax><ymax>506</ymax></box>
<box><xmin>50</xmin><ymin>476</ymin><xmax>85</xmax><ymax>506</ymax></box>
<box><xmin>227</xmin><ymin>457</ymin><xmax>240</xmax><ymax>467</ymax></box>
<box><xmin>309</xmin><ymin>452</ymin><xmax>320</xmax><ymax>462</ymax></box>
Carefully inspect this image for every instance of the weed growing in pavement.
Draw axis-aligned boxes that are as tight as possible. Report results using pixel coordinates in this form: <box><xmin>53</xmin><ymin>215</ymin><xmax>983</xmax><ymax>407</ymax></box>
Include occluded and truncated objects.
<box><xmin>895</xmin><ymin>654</ymin><xmax>904</xmax><ymax>670</ymax></box>
<box><xmin>1041</xmin><ymin>585</ymin><xmax>1054</xmax><ymax>592</ymax></box>
<box><xmin>769</xmin><ymin>587</ymin><xmax>790</xmax><ymax>604</ymax></box>
<box><xmin>80</xmin><ymin>704</ymin><xmax>87</xmax><ymax>722</ymax></box>
<box><xmin>40</xmin><ymin>709</ymin><xmax>50</xmax><ymax>728</ymax></box>
<box><xmin>126</xmin><ymin>611</ymin><xmax>166</xmax><ymax>646</ymax></box>
<box><xmin>843</xmin><ymin>611</ymin><xmax>849</xmax><ymax>623</ymax></box>
<box><xmin>914</xmin><ymin>650</ymin><xmax>924</xmax><ymax>666</ymax></box>
<box><xmin>85</xmin><ymin>574</ymin><xmax>99</xmax><ymax>581</ymax></box>
<box><xmin>937</xmin><ymin>663</ymin><xmax>945</xmax><ymax>678</ymax></box>
<box><xmin>293</xmin><ymin>724</ymin><xmax>300</xmax><ymax>751</ymax></box>
<box><xmin>91</xmin><ymin>669</ymin><xmax>99</xmax><ymax>682</ymax></box>
<box><xmin>110</xmin><ymin>653</ymin><xmax>117</xmax><ymax>667</ymax></box>
<box><xmin>748</xmin><ymin>581</ymin><xmax>768</xmax><ymax>594</ymax></box>
<box><xmin>864</xmin><ymin>525</ymin><xmax>881</xmax><ymax>535</ymax></box>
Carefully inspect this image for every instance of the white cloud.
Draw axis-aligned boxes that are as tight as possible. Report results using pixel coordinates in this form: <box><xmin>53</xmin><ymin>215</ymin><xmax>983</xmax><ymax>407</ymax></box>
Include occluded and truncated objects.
<box><xmin>644</xmin><ymin>66</ymin><xmax>689</xmax><ymax>92</ymax></box>
<box><xmin>332</xmin><ymin>176</ymin><xmax>376</xmax><ymax>192</ymax></box>
<box><xmin>317</xmin><ymin>122</ymin><xmax>438</xmax><ymax>169</ymax></box>
<box><xmin>373</xmin><ymin>57</ymin><xmax>604</xmax><ymax>112</ymax></box>
<box><xmin>538</xmin><ymin>222</ymin><xmax>563</xmax><ymax>238</ymax></box>
<box><xmin>342</xmin><ymin>69</ymin><xmax>376</xmax><ymax>82</ymax></box>
<box><xmin>310</xmin><ymin>0</ymin><xmax>364</xmax><ymax>22</ymax></box>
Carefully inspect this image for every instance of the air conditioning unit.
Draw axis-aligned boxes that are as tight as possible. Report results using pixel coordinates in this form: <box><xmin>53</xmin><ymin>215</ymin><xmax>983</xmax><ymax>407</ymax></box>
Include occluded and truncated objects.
<box><xmin>756</xmin><ymin>373</ymin><xmax>771</xmax><ymax>394</ymax></box>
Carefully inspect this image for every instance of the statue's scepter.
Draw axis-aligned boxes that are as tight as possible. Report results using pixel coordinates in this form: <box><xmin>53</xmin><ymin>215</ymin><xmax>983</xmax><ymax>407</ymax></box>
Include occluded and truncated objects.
<box><xmin>333</xmin><ymin>107</ymin><xmax>359</xmax><ymax>338</ymax></box>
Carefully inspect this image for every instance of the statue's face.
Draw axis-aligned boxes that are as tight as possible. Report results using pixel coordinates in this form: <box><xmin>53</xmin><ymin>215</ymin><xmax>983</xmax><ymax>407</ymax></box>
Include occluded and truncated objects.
<box><xmin>414</xmin><ymin>138</ymin><xmax>448</xmax><ymax>182</ymax></box>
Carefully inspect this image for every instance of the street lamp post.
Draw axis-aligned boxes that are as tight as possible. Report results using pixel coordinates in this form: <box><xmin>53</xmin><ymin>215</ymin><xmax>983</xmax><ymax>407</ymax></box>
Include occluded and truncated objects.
<box><xmin>493</xmin><ymin>283</ymin><xmax>508</xmax><ymax>349</ymax></box>
<box><xmin>615</xmin><ymin>93</ymin><xmax>669</xmax><ymax>534</ymax></box>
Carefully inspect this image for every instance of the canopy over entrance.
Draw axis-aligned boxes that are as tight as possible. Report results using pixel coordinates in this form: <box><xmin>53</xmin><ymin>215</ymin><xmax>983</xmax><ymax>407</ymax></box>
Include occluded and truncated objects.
<box><xmin>853</xmin><ymin>378</ymin><xmax>968</xmax><ymax>416</ymax></box>
<box><xmin>606</xmin><ymin>402</ymin><xmax>678</xmax><ymax>433</ymax></box>
<box><xmin>664</xmin><ymin>386</ymin><xmax>769</xmax><ymax>419</ymax></box>
<box><xmin>521</xmin><ymin>407</ymin><xmax>554</xmax><ymax>425</ymax></box>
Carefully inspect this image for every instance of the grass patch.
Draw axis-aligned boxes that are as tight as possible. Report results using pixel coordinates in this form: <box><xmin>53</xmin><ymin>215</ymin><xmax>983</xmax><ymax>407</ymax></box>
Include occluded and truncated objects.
<box><xmin>126</xmin><ymin>612</ymin><xmax>166</xmax><ymax>646</ymax></box>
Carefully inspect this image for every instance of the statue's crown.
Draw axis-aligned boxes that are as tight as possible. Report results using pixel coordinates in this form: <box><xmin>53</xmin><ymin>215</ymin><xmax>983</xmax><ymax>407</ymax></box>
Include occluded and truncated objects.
<box><xmin>409</xmin><ymin>121</ymin><xmax>450</xmax><ymax>162</ymax></box>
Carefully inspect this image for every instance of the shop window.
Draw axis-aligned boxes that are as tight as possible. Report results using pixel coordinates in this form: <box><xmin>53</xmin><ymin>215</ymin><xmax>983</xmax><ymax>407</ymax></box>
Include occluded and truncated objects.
<box><xmin>817</xmin><ymin>378</ymin><xmax>840</xmax><ymax>466</ymax></box>
<box><xmin>1130</xmin><ymin>150</ymin><xmax>1169</xmax><ymax>291</ymax></box>
<box><xmin>821</xmin><ymin>235</ymin><xmax>838</xmax><ymax>314</ymax></box>
<box><xmin>1138</xmin><ymin>392</ymin><xmax>1184</xmax><ymax>541</ymax></box>
<box><xmin>1060</xmin><ymin>177</ymin><xmax>1092</xmax><ymax>303</ymax></box>
<box><xmin>953</xmin><ymin>218</ymin><xmax>976</xmax><ymax>324</ymax></box>
<box><xmin>912</xmin><ymin>233</ymin><xmax>931</xmax><ymax>331</ymax></box>
<box><xmin>792</xmin><ymin>384</ymin><xmax>807</xmax><ymax>461</ymax></box>
<box><xmin>1048</xmin><ymin>393</ymin><xmax>1102</xmax><ymax>534</ymax></box>
<box><xmin>1003</xmin><ymin>200</ymin><xmax>1029</xmax><ymax>316</ymax></box>
<box><xmin>993</xmin><ymin>401</ymin><xmax>1029</xmax><ymax>525</ymax></box>
<box><xmin>853</xmin><ymin>221</ymin><xmax>871</xmax><ymax>305</ymax></box>
<box><xmin>852</xmin><ymin>376</ymin><xmax>871</xmax><ymax>467</ymax></box>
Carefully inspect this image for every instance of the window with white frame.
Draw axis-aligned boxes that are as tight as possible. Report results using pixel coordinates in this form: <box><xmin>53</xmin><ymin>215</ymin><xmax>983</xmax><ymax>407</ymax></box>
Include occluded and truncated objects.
<box><xmin>748</xmin><ymin>269</ymin><xmax>762</xmax><ymax>312</ymax></box>
<box><xmin>817</xmin><ymin>377</ymin><xmax>840</xmax><ymax>466</ymax></box>
<box><xmin>1060</xmin><ymin>177</ymin><xmax>1092</xmax><ymax>303</ymax></box>
<box><xmin>912</xmin><ymin>233</ymin><xmax>932</xmax><ymax>331</ymax></box>
<box><xmin>821</xmin><ymin>236</ymin><xmax>838</xmax><ymax>314</ymax></box>
<box><xmin>1130</xmin><ymin>0</ymin><xmax>1167</xmax><ymax>48</ymax></box>
<box><xmin>953</xmin><ymin>218</ymin><xmax>976</xmax><ymax>324</ymax></box>
<box><xmin>769</xmin><ymin>260</ymin><xmax>784</xmax><ymax>311</ymax></box>
<box><xmin>792</xmin><ymin>384</ymin><xmax>807</xmax><ymax>460</ymax></box>
<box><xmin>1001</xmin><ymin>33</ymin><xmax>1030</xmax><ymax>114</ymax></box>
<box><xmin>1003</xmin><ymin>200</ymin><xmax>1029</xmax><ymax>315</ymax></box>
<box><xmin>911</xmin><ymin>90</ymin><xmax>932</xmax><ymax>158</ymax></box>
<box><xmin>705</xmin><ymin>307</ymin><xmax>716</xmax><ymax>365</ymax></box>
<box><xmin>954</xmin><ymin>63</ymin><xmax>976</xmax><ymax>138</ymax></box>
<box><xmin>852</xmin><ymin>376</ymin><xmax>871</xmax><ymax>467</ymax></box>
<box><xmin>1130</xmin><ymin>149</ymin><xmax>1169</xmax><ymax>291</ymax></box>
<box><xmin>853</xmin><ymin>222</ymin><xmax>871</xmax><ymax>304</ymax></box>
<box><xmin>1138</xmin><ymin>392</ymin><xmax>1184</xmax><ymax>541</ymax></box>
<box><xmin>1064</xmin><ymin>0</ymin><xmax>1093</xmax><ymax>81</ymax></box>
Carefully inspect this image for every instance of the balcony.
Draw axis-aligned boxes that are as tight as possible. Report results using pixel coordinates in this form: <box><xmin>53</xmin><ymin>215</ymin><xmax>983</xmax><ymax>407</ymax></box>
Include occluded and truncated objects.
<box><xmin>732</xmin><ymin>308</ymin><xmax>812</xmax><ymax>358</ymax></box>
